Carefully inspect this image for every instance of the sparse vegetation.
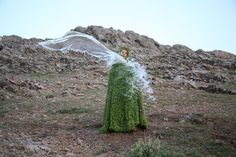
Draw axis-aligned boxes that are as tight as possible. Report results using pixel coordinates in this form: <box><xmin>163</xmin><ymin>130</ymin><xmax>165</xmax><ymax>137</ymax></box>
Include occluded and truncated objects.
<box><xmin>1</xmin><ymin>75</ymin><xmax>235</xmax><ymax>156</ymax></box>
<box><xmin>56</xmin><ymin>107</ymin><xmax>90</xmax><ymax>114</ymax></box>
<box><xmin>127</xmin><ymin>137</ymin><xmax>161</xmax><ymax>157</ymax></box>
<box><xmin>127</xmin><ymin>122</ymin><xmax>236</xmax><ymax>157</ymax></box>
<box><xmin>95</xmin><ymin>143</ymin><xmax>109</xmax><ymax>155</ymax></box>
<box><xmin>155</xmin><ymin>123</ymin><xmax>235</xmax><ymax>157</ymax></box>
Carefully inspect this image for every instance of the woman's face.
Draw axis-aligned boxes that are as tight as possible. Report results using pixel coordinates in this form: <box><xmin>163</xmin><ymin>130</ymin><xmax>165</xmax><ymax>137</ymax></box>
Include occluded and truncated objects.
<box><xmin>121</xmin><ymin>49</ymin><xmax>128</xmax><ymax>59</ymax></box>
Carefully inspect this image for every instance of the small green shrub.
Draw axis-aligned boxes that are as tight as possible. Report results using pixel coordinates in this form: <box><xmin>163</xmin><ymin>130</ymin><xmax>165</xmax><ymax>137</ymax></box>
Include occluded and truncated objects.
<box><xmin>127</xmin><ymin>137</ymin><xmax>161</xmax><ymax>157</ymax></box>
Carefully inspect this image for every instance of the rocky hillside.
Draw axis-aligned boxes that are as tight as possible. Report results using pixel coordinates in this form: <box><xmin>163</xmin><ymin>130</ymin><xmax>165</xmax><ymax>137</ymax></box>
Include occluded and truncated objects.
<box><xmin>73</xmin><ymin>26</ymin><xmax>236</xmax><ymax>86</ymax></box>
<box><xmin>0</xmin><ymin>25</ymin><xmax>236</xmax><ymax>95</ymax></box>
<box><xmin>1</xmin><ymin>26</ymin><xmax>236</xmax><ymax>157</ymax></box>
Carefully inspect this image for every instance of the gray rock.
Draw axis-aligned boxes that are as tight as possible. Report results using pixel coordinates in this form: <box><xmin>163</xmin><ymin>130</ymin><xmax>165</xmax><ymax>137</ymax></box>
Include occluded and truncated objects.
<box><xmin>173</xmin><ymin>75</ymin><xmax>197</xmax><ymax>89</ymax></box>
<box><xmin>199</xmin><ymin>84</ymin><xmax>236</xmax><ymax>94</ymax></box>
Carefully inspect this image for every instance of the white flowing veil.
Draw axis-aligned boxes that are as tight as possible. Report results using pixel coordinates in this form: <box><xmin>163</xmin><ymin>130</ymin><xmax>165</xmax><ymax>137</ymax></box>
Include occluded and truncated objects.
<box><xmin>39</xmin><ymin>31</ymin><xmax>126</xmax><ymax>67</ymax></box>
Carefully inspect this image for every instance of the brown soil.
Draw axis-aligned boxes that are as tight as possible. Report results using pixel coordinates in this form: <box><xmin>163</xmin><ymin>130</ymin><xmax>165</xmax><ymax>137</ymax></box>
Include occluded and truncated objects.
<box><xmin>1</xmin><ymin>70</ymin><xmax>235</xmax><ymax>157</ymax></box>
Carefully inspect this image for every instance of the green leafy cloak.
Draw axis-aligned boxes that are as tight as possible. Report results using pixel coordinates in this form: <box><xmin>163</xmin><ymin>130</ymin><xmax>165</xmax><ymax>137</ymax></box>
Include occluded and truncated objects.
<box><xmin>100</xmin><ymin>48</ymin><xmax>147</xmax><ymax>133</ymax></box>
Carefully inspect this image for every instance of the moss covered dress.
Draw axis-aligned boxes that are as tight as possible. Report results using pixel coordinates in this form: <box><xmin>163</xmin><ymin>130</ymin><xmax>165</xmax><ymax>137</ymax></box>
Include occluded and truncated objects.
<box><xmin>100</xmin><ymin>62</ymin><xmax>147</xmax><ymax>133</ymax></box>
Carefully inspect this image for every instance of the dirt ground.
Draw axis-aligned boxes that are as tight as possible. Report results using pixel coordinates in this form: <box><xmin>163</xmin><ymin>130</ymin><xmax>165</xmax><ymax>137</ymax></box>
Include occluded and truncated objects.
<box><xmin>0</xmin><ymin>70</ymin><xmax>236</xmax><ymax>157</ymax></box>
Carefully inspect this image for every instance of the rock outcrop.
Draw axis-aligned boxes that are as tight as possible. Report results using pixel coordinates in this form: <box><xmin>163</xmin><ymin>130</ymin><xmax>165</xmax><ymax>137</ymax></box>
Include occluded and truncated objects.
<box><xmin>72</xmin><ymin>26</ymin><xmax>236</xmax><ymax>89</ymax></box>
<box><xmin>0</xmin><ymin>25</ymin><xmax>235</xmax><ymax>95</ymax></box>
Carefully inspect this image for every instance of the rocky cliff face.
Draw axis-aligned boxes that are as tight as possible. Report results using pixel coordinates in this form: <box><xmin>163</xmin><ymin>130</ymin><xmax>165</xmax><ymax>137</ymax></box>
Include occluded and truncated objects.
<box><xmin>0</xmin><ymin>25</ymin><xmax>236</xmax><ymax>95</ymax></box>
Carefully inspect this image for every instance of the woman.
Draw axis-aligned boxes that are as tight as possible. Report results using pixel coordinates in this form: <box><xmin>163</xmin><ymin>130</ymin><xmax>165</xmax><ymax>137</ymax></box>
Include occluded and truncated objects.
<box><xmin>100</xmin><ymin>46</ymin><xmax>147</xmax><ymax>133</ymax></box>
